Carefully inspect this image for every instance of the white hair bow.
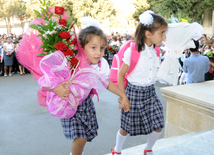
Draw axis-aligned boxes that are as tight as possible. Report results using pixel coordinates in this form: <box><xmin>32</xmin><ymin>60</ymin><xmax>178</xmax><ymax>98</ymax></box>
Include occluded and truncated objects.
<box><xmin>139</xmin><ymin>10</ymin><xmax>154</xmax><ymax>26</ymax></box>
<box><xmin>80</xmin><ymin>17</ymin><xmax>101</xmax><ymax>30</ymax></box>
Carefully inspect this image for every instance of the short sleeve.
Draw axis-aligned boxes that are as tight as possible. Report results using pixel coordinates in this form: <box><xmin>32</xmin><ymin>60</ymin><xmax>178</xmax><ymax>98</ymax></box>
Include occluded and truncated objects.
<box><xmin>100</xmin><ymin>57</ymin><xmax>110</xmax><ymax>77</ymax></box>
<box><xmin>122</xmin><ymin>47</ymin><xmax>131</xmax><ymax>66</ymax></box>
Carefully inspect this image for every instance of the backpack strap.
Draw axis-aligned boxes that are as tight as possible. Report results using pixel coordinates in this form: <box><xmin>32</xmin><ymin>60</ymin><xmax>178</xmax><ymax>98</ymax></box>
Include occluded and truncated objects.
<box><xmin>127</xmin><ymin>42</ymin><xmax>140</xmax><ymax>76</ymax></box>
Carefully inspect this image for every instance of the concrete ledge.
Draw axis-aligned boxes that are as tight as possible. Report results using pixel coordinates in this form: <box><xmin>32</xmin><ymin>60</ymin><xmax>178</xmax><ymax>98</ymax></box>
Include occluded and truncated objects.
<box><xmin>161</xmin><ymin>80</ymin><xmax>214</xmax><ymax>138</ymax></box>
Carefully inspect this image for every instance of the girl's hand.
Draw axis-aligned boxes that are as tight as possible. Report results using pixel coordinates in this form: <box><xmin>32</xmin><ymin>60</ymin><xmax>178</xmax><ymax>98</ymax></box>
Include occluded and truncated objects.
<box><xmin>118</xmin><ymin>96</ymin><xmax>130</xmax><ymax>112</ymax></box>
<box><xmin>52</xmin><ymin>82</ymin><xmax>71</xmax><ymax>100</ymax></box>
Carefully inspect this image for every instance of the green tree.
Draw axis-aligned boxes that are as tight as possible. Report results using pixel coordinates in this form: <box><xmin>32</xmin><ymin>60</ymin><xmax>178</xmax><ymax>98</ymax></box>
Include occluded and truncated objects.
<box><xmin>61</xmin><ymin>0</ymin><xmax>116</xmax><ymax>27</ymax></box>
<box><xmin>26</xmin><ymin>0</ymin><xmax>41</xmax><ymax>21</ymax></box>
<box><xmin>131</xmin><ymin>0</ymin><xmax>150</xmax><ymax>22</ymax></box>
<box><xmin>15</xmin><ymin>0</ymin><xmax>28</xmax><ymax>33</ymax></box>
<box><xmin>148</xmin><ymin>0</ymin><xmax>214</xmax><ymax>22</ymax></box>
<box><xmin>0</xmin><ymin>0</ymin><xmax>26</xmax><ymax>34</ymax></box>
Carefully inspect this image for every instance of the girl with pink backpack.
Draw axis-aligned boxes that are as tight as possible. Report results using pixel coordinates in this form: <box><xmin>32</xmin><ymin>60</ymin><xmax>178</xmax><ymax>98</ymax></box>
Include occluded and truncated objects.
<box><xmin>110</xmin><ymin>10</ymin><xmax>168</xmax><ymax>155</ymax></box>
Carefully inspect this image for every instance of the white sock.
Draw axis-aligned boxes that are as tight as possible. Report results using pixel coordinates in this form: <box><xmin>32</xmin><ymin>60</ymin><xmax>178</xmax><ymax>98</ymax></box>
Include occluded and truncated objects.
<box><xmin>114</xmin><ymin>130</ymin><xmax>127</xmax><ymax>152</ymax></box>
<box><xmin>144</xmin><ymin>131</ymin><xmax>161</xmax><ymax>154</ymax></box>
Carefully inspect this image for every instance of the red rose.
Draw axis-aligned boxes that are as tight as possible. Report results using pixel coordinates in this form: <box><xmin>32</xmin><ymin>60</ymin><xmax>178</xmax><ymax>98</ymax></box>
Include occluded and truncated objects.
<box><xmin>107</xmin><ymin>45</ymin><xmax>112</xmax><ymax>50</ymax></box>
<box><xmin>55</xmin><ymin>6</ymin><xmax>65</xmax><ymax>15</ymax></box>
<box><xmin>54</xmin><ymin>42</ymin><xmax>68</xmax><ymax>52</ymax></box>
<box><xmin>63</xmin><ymin>49</ymin><xmax>74</xmax><ymax>56</ymax></box>
<box><xmin>69</xmin><ymin>38</ymin><xmax>77</xmax><ymax>45</ymax></box>
<box><xmin>58</xmin><ymin>32</ymin><xmax>71</xmax><ymax>39</ymax></box>
<box><xmin>59</xmin><ymin>19</ymin><xmax>67</xmax><ymax>27</ymax></box>
<box><xmin>70</xmin><ymin>57</ymin><xmax>79</xmax><ymax>67</ymax></box>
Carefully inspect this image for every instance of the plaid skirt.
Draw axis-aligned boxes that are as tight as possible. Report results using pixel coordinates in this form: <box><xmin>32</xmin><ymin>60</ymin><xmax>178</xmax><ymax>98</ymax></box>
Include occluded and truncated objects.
<box><xmin>121</xmin><ymin>83</ymin><xmax>164</xmax><ymax>136</ymax></box>
<box><xmin>60</xmin><ymin>94</ymin><xmax>98</xmax><ymax>142</ymax></box>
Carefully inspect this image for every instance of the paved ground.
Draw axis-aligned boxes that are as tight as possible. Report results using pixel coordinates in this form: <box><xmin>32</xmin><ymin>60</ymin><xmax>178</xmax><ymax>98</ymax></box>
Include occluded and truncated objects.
<box><xmin>0</xmin><ymin>73</ymin><xmax>169</xmax><ymax>155</ymax></box>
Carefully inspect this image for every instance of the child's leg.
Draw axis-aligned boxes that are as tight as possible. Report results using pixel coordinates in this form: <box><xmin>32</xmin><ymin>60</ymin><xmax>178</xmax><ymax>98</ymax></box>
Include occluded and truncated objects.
<box><xmin>144</xmin><ymin>129</ymin><xmax>162</xmax><ymax>154</ymax></box>
<box><xmin>114</xmin><ymin>129</ymin><xmax>128</xmax><ymax>152</ymax></box>
<box><xmin>71</xmin><ymin>138</ymin><xmax>87</xmax><ymax>155</ymax></box>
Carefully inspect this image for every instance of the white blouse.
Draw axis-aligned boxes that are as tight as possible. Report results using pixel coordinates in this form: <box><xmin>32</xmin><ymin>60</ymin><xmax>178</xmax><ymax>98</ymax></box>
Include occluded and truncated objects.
<box><xmin>91</xmin><ymin>57</ymin><xmax>110</xmax><ymax>77</ymax></box>
<box><xmin>3</xmin><ymin>43</ymin><xmax>14</xmax><ymax>52</ymax></box>
<box><xmin>122</xmin><ymin>44</ymin><xmax>159</xmax><ymax>86</ymax></box>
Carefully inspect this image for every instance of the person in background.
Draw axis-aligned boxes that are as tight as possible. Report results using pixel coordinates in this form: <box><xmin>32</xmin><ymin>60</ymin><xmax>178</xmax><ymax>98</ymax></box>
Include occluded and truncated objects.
<box><xmin>110</xmin><ymin>35</ymin><xmax>120</xmax><ymax>47</ymax></box>
<box><xmin>16</xmin><ymin>37</ymin><xmax>25</xmax><ymax>75</ymax></box>
<box><xmin>0</xmin><ymin>40</ymin><xmax>3</xmax><ymax>75</ymax></box>
<box><xmin>183</xmin><ymin>40</ymin><xmax>209</xmax><ymax>84</ymax></box>
<box><xmin>200</xmin><ymin>44</ymin><xmax>211</xmax><ymax>55</ymax></box>
<box><xmin>210</xmin><ymin>40</ymin><xmax>214</xmax><ymax>50</ymax></box>
<box><xmin>3</xmin><ymin>37</ymin><xmax>15</xmax><ymax>77</ymax></box>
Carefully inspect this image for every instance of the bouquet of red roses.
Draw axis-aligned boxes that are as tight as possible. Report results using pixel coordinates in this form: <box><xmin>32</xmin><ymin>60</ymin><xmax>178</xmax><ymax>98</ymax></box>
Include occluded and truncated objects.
<box><xmin>17</xmin><ymin>0</ymin><xmax>109</xmax><ymax>118</ymax></box>
<box><xmin>30</xmin><ymin>2</ymin><xmax>79</xmax><ymax>69</ymax></box>
<box><xmin>107</xmin><ymin>45</ymin><xmax>119</xmax><ymax>54</ymax></box>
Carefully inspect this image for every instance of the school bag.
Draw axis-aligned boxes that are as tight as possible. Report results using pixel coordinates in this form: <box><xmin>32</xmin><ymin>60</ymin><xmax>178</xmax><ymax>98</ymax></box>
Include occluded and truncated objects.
<box><xmin>109</xmin><ymin>41</ymin><xmax>161</xmax><ymax>87</ymax></box>
<box><xmin>109</xmin><ymin>40</ymin><xmax>140</xmax><ymax>87</ymax></box>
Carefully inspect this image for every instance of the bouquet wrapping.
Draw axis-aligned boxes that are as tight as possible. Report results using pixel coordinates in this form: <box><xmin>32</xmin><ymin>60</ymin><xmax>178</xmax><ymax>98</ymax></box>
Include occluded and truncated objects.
<box><xmin>17</xmin><ymin>2</ymin><xmax>109</xmax><ymax>118</ymax></box>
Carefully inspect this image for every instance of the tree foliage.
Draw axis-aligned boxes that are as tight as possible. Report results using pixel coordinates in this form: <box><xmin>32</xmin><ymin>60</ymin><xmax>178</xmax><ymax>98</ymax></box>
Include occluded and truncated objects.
<box><xmin>147</xmin><ymin>0</ymin><xmax>214</xmax><ymax>22</ymax></box>
<box><xmin>131</xmin><ymin>0</ymin><xmax>150</xmax><ymax>22</ymax></box>
<box><xmin>61</xmin><ymin>0</ymin><xmax>116</xmax><ymax>27</ymax></box>
<box><xmin>0</xmin><ymin>0</ymin><xmax>28</xmax><ymax>34</ymax></box>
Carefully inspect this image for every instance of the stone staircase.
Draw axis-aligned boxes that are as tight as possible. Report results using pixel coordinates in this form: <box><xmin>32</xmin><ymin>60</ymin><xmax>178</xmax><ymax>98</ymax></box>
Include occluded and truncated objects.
<box><xmin>104</xmin><ymin>129</ymin><xmax>214</xmax><ymax>155</ymax></box>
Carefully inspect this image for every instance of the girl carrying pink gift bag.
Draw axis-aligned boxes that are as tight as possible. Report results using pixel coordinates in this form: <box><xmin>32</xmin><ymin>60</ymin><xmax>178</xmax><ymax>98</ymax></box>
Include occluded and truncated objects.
<box><xmin>17</xmin><ymin>3</ymin><xmax>130</xmax><ymax>155</ymax></box>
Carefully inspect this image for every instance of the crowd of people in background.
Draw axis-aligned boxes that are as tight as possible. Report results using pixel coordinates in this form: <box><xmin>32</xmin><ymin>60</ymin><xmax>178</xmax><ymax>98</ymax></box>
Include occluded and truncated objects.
<box><xmin>0</xmin><ymin>33</ymin><xmax>31</xmax><ymax>77</ymax></box>
<box><xmin>1</xmin><ymin>31</ymin><xmax>214</xmax><ymax>85</ymax></box>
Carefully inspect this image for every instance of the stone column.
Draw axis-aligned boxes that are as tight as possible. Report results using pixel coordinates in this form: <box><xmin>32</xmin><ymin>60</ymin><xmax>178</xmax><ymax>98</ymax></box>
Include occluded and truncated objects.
<box><xmin>161</xmin><ymin>80</ymin><xmax>214</xmax><ymax>138</ymax></box>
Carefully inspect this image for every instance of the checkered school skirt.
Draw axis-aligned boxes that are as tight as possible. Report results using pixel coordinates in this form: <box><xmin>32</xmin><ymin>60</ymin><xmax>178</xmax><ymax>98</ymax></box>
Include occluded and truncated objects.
<box><xmin>121</xmin><ymin>83</ymin><xmax>164</xmax><ymax>136</ymax></box>
<box><xmin>60</xmin><ymin>94</ymin><xmax>98</xmax><ymax>142</ymax></box>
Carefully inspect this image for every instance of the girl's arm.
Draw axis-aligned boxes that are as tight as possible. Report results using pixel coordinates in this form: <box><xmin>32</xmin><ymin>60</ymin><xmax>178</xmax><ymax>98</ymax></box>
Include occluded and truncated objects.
<box><xmin>107</xmin><ymin>80</ymin><xmax>130</xmax><ymax>112</ymax></box>
<box><xmin>45</xmin><ymin>82</ymin><xmax>71</xmax><ymax>100</ymax></box>
<box><xmin>118</xmin><ymin>62</ymin><xmax>129</xmax><ymax>93</ymax></box>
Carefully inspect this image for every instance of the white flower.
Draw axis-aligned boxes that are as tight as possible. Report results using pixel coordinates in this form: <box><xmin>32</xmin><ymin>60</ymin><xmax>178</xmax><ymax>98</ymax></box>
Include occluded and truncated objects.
<box><xmin>46</xmin><ymin>30</ymin><xmax>51</xmax><ymax>35</ymax></box>
<box><xmin>139</xmin><ymin>10</ymin><xmax>154</xmax><ymax>26</ymax></box>
<box><xmin>70</xmin><ymin>35</ymin><xmax>75</xmax><ymax>41</ymax></box>
<box><xmin>69</xmin><ymin>44</ymin><xmax>75</xmax><ymax>49</ymax></box>
<box><xmin>51</xmin><ymin>30</ymin><xmax>57</xmax><ymax>35</ymax></box>
<box><xmin>70</xmin><ymin>31</ymin><xmax>74</xmax><ymax>36</ymax></box>
<box><xmin>42</xmin><ymin>34</ymin><xmax>48</xmax><ymax>39</ymax></box>
<box><xmin>51</xmin><ymin>18</ymin><xmax>55</xmax><ymax>22</ymax></box>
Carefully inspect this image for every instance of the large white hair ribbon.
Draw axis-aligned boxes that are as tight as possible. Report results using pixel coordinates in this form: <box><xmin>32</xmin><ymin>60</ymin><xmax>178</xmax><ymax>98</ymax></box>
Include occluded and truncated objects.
<box><xmin>139</xmin><ymin>10</ymin><xmax>154</xmax><ymax>26</ymax></box>
<box><xmin>157</xmin><ymin>22</ymin><xmax>203</xmax><ymax>86</ymax></box>
<box><xmin>80</xmin><ymin>16</ymin><xmax>101</xmax><ymax>29</ymax></box>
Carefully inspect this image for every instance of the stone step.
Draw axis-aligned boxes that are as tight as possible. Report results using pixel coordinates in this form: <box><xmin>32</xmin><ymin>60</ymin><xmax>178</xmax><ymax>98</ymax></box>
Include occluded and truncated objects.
<box><xmin>104</xmin><ymin>129</ymin><xmax>214</xmax><ymax>155</ymax></box>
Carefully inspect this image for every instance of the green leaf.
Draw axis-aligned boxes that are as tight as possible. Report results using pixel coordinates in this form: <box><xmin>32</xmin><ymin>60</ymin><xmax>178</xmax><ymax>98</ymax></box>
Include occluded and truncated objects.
<box><xmin>47</xmin><ymin>44</ymin><xmax>55</xmax><ymax>49</ymax></box>
<box><xmin>39</xmin><ymin>0</ymin><xmax>43</xmax><ymax>5</ymax></box>
<box><xmin>49</xmin><ymin>13</ymin><xmax>54</xmax><ymax>19</ymax></box>
<box><xmin>37</xmin><ymin>53</ymin><xmax>46</xmax><ymax>56</ymax></box>
<box><xmin>34</xmin><ymin>10</ymin><xmax>41</xmax><ymax>15</ymax></box>
<box><xmin>30</xmin><ymin>24</ymin><xmax>41</xmax><ymax>30</ymax></box>
<box><xmin>37</xmin><ymin>34</ymin><xmax>43</xmax><ymax>37</ymax></box>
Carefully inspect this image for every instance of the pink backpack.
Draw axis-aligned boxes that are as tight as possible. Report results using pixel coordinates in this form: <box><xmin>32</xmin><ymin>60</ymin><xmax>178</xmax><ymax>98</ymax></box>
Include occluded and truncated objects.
<box><xmin>109</xmin><ymin>40</ymin><xmax>140</xmax><ymax>87</ymax></box>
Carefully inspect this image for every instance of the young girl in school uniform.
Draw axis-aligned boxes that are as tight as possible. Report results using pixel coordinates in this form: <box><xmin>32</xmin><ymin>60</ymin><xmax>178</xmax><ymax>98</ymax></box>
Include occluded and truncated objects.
<box><xmin>50</xmin><ymin>17</ymin><xmax>130</xmax><ymax>155</ymax></box>
<box><xmin>111</xmin><ymin>10</ymin><xmax>168</xmax><ymax>155</ymax></box>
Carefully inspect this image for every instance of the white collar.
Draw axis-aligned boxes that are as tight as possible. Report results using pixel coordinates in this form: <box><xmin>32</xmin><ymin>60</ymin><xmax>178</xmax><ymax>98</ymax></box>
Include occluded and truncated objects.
<box><xmin>144</xmin><ymin>43</ymin><xmax>153</xmax><ymax>51</ymax></box>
